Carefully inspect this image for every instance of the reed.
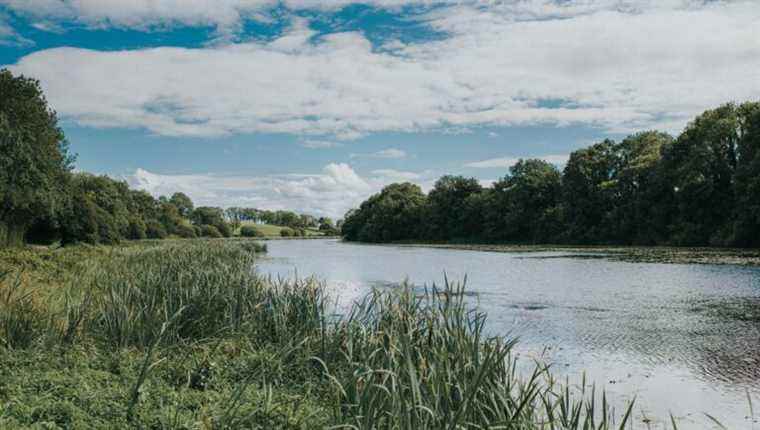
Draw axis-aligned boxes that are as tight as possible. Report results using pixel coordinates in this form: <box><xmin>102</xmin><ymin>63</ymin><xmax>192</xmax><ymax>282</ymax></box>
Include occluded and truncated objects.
<box><xmin>314</xmin><ymin>282</ymin><xmax>636</xmax><ymax>429</ymax></box>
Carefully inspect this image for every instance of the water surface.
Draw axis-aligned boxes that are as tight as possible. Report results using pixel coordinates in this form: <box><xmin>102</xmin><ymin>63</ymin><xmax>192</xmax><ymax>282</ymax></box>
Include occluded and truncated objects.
<box><xmin>256</xmin><ymin>239</ymin><xmax>760</xmax><ymax>429</ymax></box>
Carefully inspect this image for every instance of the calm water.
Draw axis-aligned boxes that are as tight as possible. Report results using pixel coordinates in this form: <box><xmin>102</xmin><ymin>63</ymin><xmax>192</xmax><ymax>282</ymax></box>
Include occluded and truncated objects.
<box><xmin>256</xmin><ymin>239</ymin><xmax>760</xmax><ymax>429</ymax></box>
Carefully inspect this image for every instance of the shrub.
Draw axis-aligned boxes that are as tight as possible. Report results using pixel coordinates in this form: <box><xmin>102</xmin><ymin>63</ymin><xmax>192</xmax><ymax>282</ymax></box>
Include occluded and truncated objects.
<box><xmin>126</xmin><ymin>218</ymin><xmax>147</xmax><ymax>240</ymax></box>
<box><xmin>240</xmin><ymin>226</ymin><xmax>263</xmax><ymax>237</ymax></box>
<box><xmin>279</xmin><ymin>228</ymin><xmax>294</xmax><ymax>237</ymax></box>
<box><xmin>200</xmin><ymin>225</ymin><xmax>222</xmax><ymax>238</ymax></box>
<box><xmin>217</xmin><ymin>222</ymin><xmax>232</xmax><ymax>238</ymax></box>
<box><xmin>174</xmin><ymin>224</ymin><xmax>197</xmax><ymax>239</ymax></box>
<box><xmin>145</xmin><ymin>221</ymin><xmax>167</xmax><ymax>239</ymax></box>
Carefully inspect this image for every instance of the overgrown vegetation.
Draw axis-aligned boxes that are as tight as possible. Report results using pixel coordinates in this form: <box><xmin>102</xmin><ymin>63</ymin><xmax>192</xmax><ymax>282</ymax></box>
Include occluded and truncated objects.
<box><xmin>343</xmin><ymin>102</ymin><xmax>760</xmax><ymax>247</ymax></box>
<box><xmin>1</xmin><ymin>240</ymin><xmax>678</xmax><ymax>429</ymax></box>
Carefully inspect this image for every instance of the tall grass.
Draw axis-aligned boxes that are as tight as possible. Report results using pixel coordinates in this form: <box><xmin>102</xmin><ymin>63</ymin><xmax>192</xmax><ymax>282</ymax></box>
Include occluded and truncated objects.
<box><xmin>314</xmin><ymin>283</ymin><xmax>635</xmax><ymax>429</ymax></box>
<box><xmin>87</xmin><ymin>241</ymin><xmax>318</xmax><ymax>350</ymax></box>
<box><xmin>0</xmin><ymin>271</ymin><xmax>45</xmax><ymax>349</ymax></box>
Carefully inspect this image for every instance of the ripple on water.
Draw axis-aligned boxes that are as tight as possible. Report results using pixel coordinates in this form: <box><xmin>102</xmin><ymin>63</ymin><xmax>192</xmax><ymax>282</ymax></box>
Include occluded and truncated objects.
<box><xmin>255</xmin><ymin>239</ymin><xmax>760</xmax><ymax>428</ymax></box>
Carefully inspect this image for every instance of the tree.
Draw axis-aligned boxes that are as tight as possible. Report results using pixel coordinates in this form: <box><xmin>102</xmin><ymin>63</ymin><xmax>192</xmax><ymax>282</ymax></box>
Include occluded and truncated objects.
<box><xmin>240</xmin><ymin>225</ymin><xmax>263</xmax><ymax>237</ymax></box>
<box><xmin>59</xmin><ymin>174</ymin><xmax>130</xmax><ymax>244</ymax></box>
<box><xmin>319</xmin><ymin>217</ymin><xmax>334</xmax><ymax>230</ymax></box>
<box><xmin>0</xmin><ymin>69</ymin><xmax>73</xmax><ymax>247</ymax></box>
<box><xmin>730</xmin><ymin>102</ymin><xmax>760</xmax><ymax>246</ymax></box>
<box><xmin>490</xmin><ymin>159</ymin><xmax>562</xmax><ymax>243</ymax></box>
<box><xmin>342</xmin><ymin>183</ymin><xmax>427</xmax><ymax>242</ymax></box>
<box><xmin>661</xmin><ymin>104</ymin><xmax>741</xmax><ymax>245</ymax></box>
<box><xmin>426</xmin><ymin>176</ymin><xmax>483</xmax><ymax>240</ymax></box>
<box><xmin>561</xmin><ymin>140</ymin><xmax>620</xmax><ymax>243</ymax></box>
<box><xmin>191</xmin><ymin>207</ymin><xmax>225</xmax><ymax>226</ymax></box>
<box><xmin>608</xmin><ymin>131</ymin><xmax>673</xmax><ymax>244</ymax></box>
<box><xmin>157</xmin><ymin>201</ymin><xmax>183</xmax><ymax>234</ymax></box>
<box><xmin>169</xmin><ymin>192</ymin><xmax>194</xmax><ymax>218</ymax></box>
<box><xmin>191</xmin><ymin>206</ymin><xmax>231</xmax><ymax>237</ymax></box>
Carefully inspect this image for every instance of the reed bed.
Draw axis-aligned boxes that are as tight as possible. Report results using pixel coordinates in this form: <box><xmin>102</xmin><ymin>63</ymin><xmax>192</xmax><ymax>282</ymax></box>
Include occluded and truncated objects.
<box><xmin>0</xmin><ymin>239</ymin><xmax>714</xmax><ymax>428</ymax></box>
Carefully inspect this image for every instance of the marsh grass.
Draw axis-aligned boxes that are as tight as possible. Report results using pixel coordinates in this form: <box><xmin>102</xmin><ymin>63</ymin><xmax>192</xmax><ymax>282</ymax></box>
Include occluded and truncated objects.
<box><xmin>0</xmin><ymin>239</ymin><xmax>745</xmax><ymax>428</ymax></box>
<box><xmin>0</xmin><ymin>271</ymin><xmax>44</xmax><ymax>349</ymax></box>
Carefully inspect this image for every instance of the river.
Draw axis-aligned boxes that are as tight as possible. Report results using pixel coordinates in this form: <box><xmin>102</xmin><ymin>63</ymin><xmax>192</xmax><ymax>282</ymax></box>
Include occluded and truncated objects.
<box><xmin>255</xmin><ymin>238</ymin><xmax>760</xmax><ymax>429</ymax></box>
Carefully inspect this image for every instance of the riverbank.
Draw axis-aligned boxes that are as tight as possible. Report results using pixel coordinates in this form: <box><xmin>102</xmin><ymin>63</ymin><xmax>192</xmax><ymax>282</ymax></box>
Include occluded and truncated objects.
<box><xmin>1</xmin><ymin>238</ymin><xmax>661</xmax><ymax>429</ymax></box>
<box><xmin>387</xmin><ymin>242</ymin><xmax>760</xmax><ymax>266</ymax></box>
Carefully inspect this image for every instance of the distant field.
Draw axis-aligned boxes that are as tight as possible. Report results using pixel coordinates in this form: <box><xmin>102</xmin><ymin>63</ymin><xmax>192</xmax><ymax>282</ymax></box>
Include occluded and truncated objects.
<box><xmin>235</xmin><ymin>220</ymin><xmax>324</xmax><ymax>237</ymax></box>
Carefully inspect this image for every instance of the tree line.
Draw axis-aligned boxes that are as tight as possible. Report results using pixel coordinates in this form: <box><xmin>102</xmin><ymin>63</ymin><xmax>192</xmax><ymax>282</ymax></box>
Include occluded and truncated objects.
<box><xmin>0</xmin><ymin>69</ymin><xmax>331</xmax><ymax>247</ymax></box>
<box><xmin>225</xmin><ymin>207</ymin><xmax>339</xmax><ymax>234</ymax></box>
<box><xmin>343</xmin><ymin>102</ymin><xmax>760</xmax><ymax>247</ymax></box>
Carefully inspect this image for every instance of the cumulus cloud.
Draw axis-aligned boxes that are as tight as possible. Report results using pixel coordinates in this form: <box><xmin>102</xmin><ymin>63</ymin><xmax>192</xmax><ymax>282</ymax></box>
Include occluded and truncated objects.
<box><xmin>124</xmin><ymin>162</ymin><xmax>433</xmax><ymax>218</ymax></box>
<box><xmin>465</xmin><ymin>154</ymin><xmax>569</xmax><ymax>169</ymax></box>
<box><xmin>351</xmin><ymin>148</ymin><xmax>408</xmax><ymax>159</ymax></box>
<box><xmin>5</xmin><ymin>1</ymin><xmax>760</xmax><ymax>138</ymax></box>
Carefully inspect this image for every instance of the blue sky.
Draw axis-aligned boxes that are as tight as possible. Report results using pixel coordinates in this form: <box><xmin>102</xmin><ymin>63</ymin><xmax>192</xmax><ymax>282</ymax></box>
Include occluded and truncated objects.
<box><xmin>1</xmin><ymin>0</ymin><xmax>758</xmax><ymax>217</ymax></box>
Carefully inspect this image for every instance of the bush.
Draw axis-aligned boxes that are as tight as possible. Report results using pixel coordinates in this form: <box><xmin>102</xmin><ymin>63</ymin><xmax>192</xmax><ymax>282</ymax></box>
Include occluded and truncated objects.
<box><xmin>145</xmin><ymin>221</ymin><xmax>168</xmax><ymax>239</ymax></box>
<box><xmin>217</xmin><ymin>222</ymin><xmax>232</xmax><ymax>238</ymax></box>
<box><xmin>174</xmin><ymin>224</ymin><xmax>197</xmax><ymax>239</ymax></box>
<box><xmin>279</xmin><ymin>228</ymin><xmax>294</xmax><ymax>237</ymax></box>
<box><xmin>126</xmin><ymin>218</ymin><xmax>147</xmax><ymax>240</ymax></box>
<box><xmin>240</xmin><ymin>226</ymin><xmax>263</xmax><ymax>237</ymax></box>
<box><xmin>200</xmin><ymin>225</ymin><xmax>223</xmax><ymax>238</ymax></box>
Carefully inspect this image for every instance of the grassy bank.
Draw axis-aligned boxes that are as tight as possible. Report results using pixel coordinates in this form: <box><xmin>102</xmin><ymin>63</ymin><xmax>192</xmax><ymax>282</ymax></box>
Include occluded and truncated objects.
<box><xmin>2</xmin><ymin>239</ymin><xmax>682</xmax><ymax>429</ymax></box>
<box><xmin>234</xmin><ymin>221</ymin><xmax>324</xmax><ymax>238</ymax></box>
<box><xmin>385</xmin><ymin>242</ymin><xmax>760</xmax><ymax>267</ymax></box>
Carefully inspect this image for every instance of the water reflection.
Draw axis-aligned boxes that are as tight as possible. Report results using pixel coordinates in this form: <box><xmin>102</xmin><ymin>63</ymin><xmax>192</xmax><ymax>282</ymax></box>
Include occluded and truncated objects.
<box><xmin>255</xmin><ymin>239</ymin><xmax>760</xmax><ymax>429</ymax></box>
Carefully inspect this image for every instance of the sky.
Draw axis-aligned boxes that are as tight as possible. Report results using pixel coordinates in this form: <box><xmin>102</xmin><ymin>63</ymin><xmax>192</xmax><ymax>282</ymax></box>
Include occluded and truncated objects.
<box><xmin>1</xmin><ymin>0</ymin><xmax>759</xmax><ymax>218</ymax></box>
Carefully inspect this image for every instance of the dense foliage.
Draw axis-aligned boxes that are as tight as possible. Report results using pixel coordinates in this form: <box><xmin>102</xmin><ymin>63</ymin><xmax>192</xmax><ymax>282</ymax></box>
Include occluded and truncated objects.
<box><xmin>341</xmin><ymin>183</ymin><xmax>427</xmax><ymax>242</ymax></box>
<box><xmin>0</xmin><ymin>70</ymin><xmax>73</xmax><ymax>247</ymax></box>
<box><xmin>343</xmin><ymin>102</ymin><xmax>760</xmax><ymax>247</ymax></box>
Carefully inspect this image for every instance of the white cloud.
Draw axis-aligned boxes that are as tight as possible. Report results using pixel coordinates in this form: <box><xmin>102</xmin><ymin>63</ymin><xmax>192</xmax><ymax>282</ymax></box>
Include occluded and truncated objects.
<box><xmin>370</xmin><ymin>169</ymin><xmax>421</xmax><ymax>181</ymax></box>
<box><xmin>30</xmin><ymin>21</ymin><xmax>64</xmax><ymax>33</ymax></box>
<box><xmin>0</xmin><ymin>14</ymin><xmax>33</xmax><ymax>46</ymax></box>
<box><xmin>300</xmin><ymin>139</ymin><xmax>343</xmax><ymax>149</ymax></box>
<box><xmin>1</xmin><ymin>0</ymin><xmax>268</xmax><ymax>38</ymax></box>
<box><xmin>6</xmin><ymin>1</ymin><xmax>760</xmax><ymax>138</ymax></box>
<box><xmin>351</xmin><ymin>148</ymin><xmax>408</xmax><ymax>159</ymax></box>
<box><xmin>465</xmin><ymin>154</ymin><xmax>569</xmax><ymax>169</ymax></box>
<box><xmin>124</xmin><ymin>162</ymin><xmax>424</xmax><ymax>218</ymax></box>
<box><xmin>0</xmin><ymin>0</ymin><xmax>436</xmax><ymax>37</ymax></box>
